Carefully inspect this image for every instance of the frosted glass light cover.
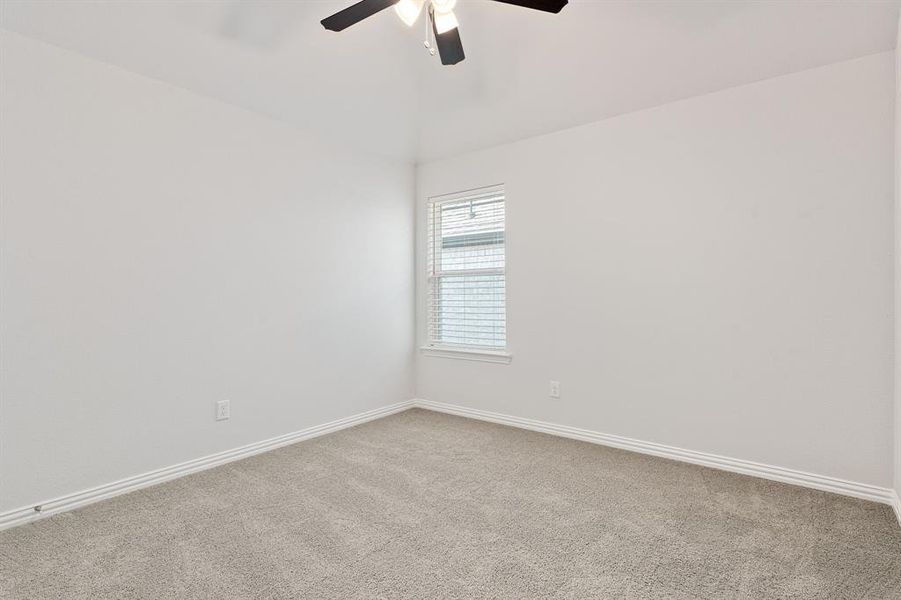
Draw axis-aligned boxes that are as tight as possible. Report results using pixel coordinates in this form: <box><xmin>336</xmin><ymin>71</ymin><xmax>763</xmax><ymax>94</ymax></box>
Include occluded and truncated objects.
<box><xmin>433</xmin><ymin>9</ymin><xmax>459</xmax><ymax>34</ymax></box>
<box><xmin>395</xmin><ymin>0</ymin><xmax>425</xmax><ymax>26</ymax></box>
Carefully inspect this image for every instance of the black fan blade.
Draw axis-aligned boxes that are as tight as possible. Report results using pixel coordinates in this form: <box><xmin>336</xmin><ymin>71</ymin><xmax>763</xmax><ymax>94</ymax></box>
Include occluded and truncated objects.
<box><xmin>321</xmin><ymin>0</ymin><xmax>399</xmax><ymax>31</ymax></box>
<box><xmin>431</xmin><ymin>14</ymin><xmax>465</xmax><ymax>65</ymax></box>
<box><xmin>490</xmin><ymin>0</ymin><xmax>567</xmax><ymax>13</ymax></box>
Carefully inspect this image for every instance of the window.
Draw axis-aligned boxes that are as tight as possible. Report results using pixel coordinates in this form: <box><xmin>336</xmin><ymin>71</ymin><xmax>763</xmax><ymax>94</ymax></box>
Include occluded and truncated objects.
<box><xmin>425</xmin><ymin>186</ymin><xmax>508</xmax><ymax>360</ymax></box>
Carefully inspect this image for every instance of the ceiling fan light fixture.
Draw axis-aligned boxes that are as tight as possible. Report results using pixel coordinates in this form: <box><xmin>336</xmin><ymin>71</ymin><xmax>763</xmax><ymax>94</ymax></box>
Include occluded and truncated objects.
<box><xmin>321</xmin><ymin>0</ymin><xmax>568</xmax><ymax>66</ymax></box>
<box><xmin>394</xmin><ymin>0</ymin><xmax>425</xmax><ymax>26</ymax></box>
<box><xmin>433</xmin><ymin>9</ymin><xmax>459</xmax><ymax>34</ymax></box>
<box><xmin>431</xmin><ymin>0</ymin><xmax>457</xmax><ymax>14</ymax></box>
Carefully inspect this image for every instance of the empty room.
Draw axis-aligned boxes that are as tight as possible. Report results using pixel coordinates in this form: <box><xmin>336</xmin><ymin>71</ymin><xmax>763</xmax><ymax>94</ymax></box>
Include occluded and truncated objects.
<box><xmin>1</xmin><ymin>0</ymin><xmax>901</xmax><ymax>598</ymax></box>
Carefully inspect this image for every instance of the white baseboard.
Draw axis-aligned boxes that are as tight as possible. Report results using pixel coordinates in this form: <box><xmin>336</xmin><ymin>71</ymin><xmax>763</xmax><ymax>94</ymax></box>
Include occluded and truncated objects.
<box><xmin>4</xmin><ymin>398</ymin><xmax>897</xmax><ymax>532</ymax></box>
<box><xmin>0</xmin><ymin>400</ymin><xmax>415</xmax><ymax>531</ymax></box>
<box><xmin>413</xmin><ymin>399</ymin><xmax>897</xmax><ymax>509</ymax></box>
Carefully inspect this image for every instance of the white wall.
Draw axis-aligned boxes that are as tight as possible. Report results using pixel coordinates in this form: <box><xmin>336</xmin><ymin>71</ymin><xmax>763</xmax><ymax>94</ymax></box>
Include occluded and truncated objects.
<box><xmin>895</xmin><ymin>15</ymin><xmax>901</xmax><ymax>504</ymax></box>
<box><xmin>0</xmin><ymin>31</ymin><xmax>414</xmax><ymax>513</ymax></box>
<box><xmin>417</xmin><ymin>52</ymin><xmax>895</xmax><ymax>488</ymax></box>
<box><xmin>2</xmin><ymin>30</ymin><xmax>895</xmax><ymax>516</ymax></box>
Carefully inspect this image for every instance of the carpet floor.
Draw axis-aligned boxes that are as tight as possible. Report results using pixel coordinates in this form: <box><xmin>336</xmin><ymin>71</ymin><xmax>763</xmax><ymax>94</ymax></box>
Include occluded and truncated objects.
<box><xmin>1</xmin><ymin>408</ymin><xmax>899</xmax><ymax>599</ymax></box>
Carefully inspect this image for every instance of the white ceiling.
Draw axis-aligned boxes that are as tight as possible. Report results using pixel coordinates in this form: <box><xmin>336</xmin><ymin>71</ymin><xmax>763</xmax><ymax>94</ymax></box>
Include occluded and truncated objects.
<box><xmin>1</xmin><ymin>1</ymin><xmax>898</xmax><ymax>163</ymax></box>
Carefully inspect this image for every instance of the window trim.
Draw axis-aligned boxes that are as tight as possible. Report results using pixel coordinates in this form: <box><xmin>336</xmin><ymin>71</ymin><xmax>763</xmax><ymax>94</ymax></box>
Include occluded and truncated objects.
<box><xmin>419</xmin><ymin>345</ymin><xmax>513</xmax><ymax>364</ymax></box>
<box><xmin>422</xmin><ymin>183</ymin><xmax>510</xmax><ymax>363</ymax></box>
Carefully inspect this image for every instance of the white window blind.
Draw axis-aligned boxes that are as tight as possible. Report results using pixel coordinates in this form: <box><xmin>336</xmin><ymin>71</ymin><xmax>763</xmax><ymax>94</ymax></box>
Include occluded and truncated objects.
<box><xmin>427</xmin><ymin>187</ymin><xmax>506</xmax><ymax>351</ymax></box>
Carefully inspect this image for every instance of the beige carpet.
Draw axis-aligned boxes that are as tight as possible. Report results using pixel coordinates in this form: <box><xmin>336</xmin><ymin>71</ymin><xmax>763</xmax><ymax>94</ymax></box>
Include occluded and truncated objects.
<box><xmin>1</xmin><ymin>408</ymin><xmax>899</xmax><ymax>599</ymax></box>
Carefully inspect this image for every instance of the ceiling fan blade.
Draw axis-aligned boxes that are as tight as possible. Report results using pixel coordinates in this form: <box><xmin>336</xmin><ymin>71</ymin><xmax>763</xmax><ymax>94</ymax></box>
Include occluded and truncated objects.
<box><xmin>431</xmin><ymin>12</ymin><xmax>465</xmax><ymax>65</ymax></box>
<box><xmin>489</xmin><ymin>0</ymin><xmax>568</xmax><ymax>13</ymax></box>
<box><xmin>321</xmin><ymin>0</ymin><xmax>399</xmax><ymax>32</ymax></box>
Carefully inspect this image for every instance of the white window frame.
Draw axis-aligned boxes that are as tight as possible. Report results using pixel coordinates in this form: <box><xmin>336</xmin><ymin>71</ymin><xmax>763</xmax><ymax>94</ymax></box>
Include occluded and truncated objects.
<box><xmin>421</xmin><ymin>184</ymin><xmax>512</xmax><ymax>364</ymax></box>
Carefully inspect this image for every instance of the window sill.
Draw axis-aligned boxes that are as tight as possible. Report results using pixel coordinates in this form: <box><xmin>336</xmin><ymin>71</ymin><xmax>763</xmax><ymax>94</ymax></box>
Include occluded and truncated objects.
<box><xmin>420</xmin><ymin>346</ymin><xmax>513</xmax><ymax>364</ymax></box>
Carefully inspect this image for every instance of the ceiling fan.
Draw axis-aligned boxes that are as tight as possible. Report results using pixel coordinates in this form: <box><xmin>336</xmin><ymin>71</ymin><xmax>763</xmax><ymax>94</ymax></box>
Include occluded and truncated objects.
<box><xmin>321</xmin><ymin>0</ymin><xmax>568</xmax><ymax>66</ymax></box>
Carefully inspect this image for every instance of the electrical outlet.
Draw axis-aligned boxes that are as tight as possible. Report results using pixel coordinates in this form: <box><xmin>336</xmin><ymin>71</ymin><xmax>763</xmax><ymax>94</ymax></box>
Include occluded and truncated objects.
<box><xmin>549</xmin><ymin>380</ymin><xmax>560</xmax><ymax>399</ymax></box>
<box><xmin>216</xmin><ymin>400</ymin><xmax>230</xmax><ymax>421</ymax></box>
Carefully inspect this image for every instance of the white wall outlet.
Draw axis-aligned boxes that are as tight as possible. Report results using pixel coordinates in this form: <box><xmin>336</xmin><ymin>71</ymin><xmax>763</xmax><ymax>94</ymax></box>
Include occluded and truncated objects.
<box><xmin>215</xmin><ymin>400</ymin><xmax>230</xmax><ymax>421</ymax></box>
<box><xmin>549</xmin><ymin>380</ymin><xmax>560</xmax><ymax>399</ymax></box>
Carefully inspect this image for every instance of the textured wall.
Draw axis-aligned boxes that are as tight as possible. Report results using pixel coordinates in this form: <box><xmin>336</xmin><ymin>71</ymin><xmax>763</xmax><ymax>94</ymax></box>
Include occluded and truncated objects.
<box><xmin>0</xmin><ymin>32</ymin><xmax>415</xmax><ymax>512</ymax></box>
<box><xmin>417</xmin><ymin>53</ymin><xmax>895</xmax><ymax>488</ymax></box>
